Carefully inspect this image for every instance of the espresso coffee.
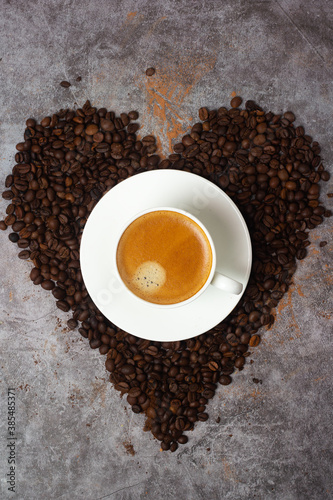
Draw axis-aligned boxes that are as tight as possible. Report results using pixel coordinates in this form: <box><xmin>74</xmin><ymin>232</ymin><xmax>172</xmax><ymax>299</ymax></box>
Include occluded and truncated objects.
<box><xmin>116</xmin><ymin>210</ymin><xmax>213</xmax><ymax>305</ymax></box>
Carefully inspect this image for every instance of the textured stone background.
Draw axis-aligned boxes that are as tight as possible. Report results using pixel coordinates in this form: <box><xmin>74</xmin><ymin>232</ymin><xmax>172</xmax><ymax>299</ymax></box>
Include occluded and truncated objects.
<box><xmin>0</xmin><ymin>1</ymin><xmax>332</xmax><ymax>499</ymax></box>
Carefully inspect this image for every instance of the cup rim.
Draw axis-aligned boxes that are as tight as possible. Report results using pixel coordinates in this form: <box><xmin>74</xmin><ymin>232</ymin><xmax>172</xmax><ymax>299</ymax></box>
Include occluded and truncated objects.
<box><xmin>114</xmin><ymin>206</ymin><xmax>217</xmax><ymax>309</ymax></box>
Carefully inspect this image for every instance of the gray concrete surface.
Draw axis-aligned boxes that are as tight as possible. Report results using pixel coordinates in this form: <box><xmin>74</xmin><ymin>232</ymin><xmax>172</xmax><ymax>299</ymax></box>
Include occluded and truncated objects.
<box><xmin>0</xmin><ymin>0</ymin><xmax>332</xmax><ymax>499</ymax></box>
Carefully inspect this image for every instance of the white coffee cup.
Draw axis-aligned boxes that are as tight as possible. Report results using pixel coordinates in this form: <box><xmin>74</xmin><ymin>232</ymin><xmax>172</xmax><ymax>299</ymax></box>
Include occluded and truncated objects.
<box><xmin>114</xmin><ymin>207</ymin><xmax>243</xmax><ymax>309</ymax></box>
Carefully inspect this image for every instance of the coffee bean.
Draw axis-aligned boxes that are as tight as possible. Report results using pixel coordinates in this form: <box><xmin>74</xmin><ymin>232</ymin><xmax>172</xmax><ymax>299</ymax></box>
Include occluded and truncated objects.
<box><xmin>170</xmin><ymin>442</ymin><xmax>178</xmax><ymax>452</ymax></box>
<box><xmin>12</xmin><ymin>221</ymin><xmax>25</xmax><ymax>232</ymax></box>
<box><xmin>41</xmin><ymin>280</ymin><xmax>55</xmax><ymax>291</ymax></box>
<box><xmin>41</xmin><ymin>116</ymin><xmax>51</xmax><ymax>127</ymax></box>
<box><xmin>100</xmin><ymin>119</ymin><xmax>115</xmax><ymax>132</ymax></box>
<box><xmin>296</xmin><ymin>248</ymin><xmax>307</xmax><ymax>260</ymax></box>
<box><xmin>5</xmin><ymin>175</ymin><xmax>13</xmax><ymax>188</ymax></box>
<box><xmin>284</xmin><ymin>111</ymin><xmax>295</xmax><ymax>122</ymax></box>
<box><xmin>219</xmin><ymin>375</ymin><xmax>232</xmax><ymax>385</ymax></box>
<box><xmin>67</xmin><ymin>319</ymin><xmax>78</xmax><ymax>330</ymax></box>
<box><xmin>128</xmin><ymin>387</ymin><xmax>141</xmax><ymax>398</ymax></box>
<box><xmin>131</xmin><ymin>404</ymin><xmax>142</xmax><ymax>413</ymax></box>
<box><xmin>197</xmin><ymin>413</ymin><xmax>209</xmax><ymax>422</ymax></box>
<box><xmin>240</xmin><ymin>333</ymin><xmax>251</xmax><ymax>345</ymax></box>
<box><xmin>128</xmin><ymin>111</ymin><xmax>139</xmax><ymax>120</ymax></box>
<box><xmin>198</xmin><ymin>107</ymin><xmax>209</xmax><ymax>121</ymax></box>
<box><xmin>235</xmin><ymin>356</ymin><xmax>245</xmax><ymax>369</ymax></box>
<box><xmin>161</xmin><ymin>441</ymin><xmax>170</xmax><ymax>451</ymax></box>
<box><xmin>8</xmin><ymin>233</ymin><xmax>19</xmax><ymax>243</ymax></box>
<box><xmin>56</xmin><ymin>300</ymin><xmax>70</xmax><ymax>312</ymax></box>
<box><xmin>248</xmin><ymin>311</ymin><xmax>260</xmax><ymax>323</ymax></box>
<box><xmin>52</xmin><ymin>287</ymin><xmax>66</xmax><ymax>300</ymax></box>
<box><xmin>30</xmin><ymin>268</ymin><xmax>40</xmax><ymax>281</ymax></box>
<box><xmin>120</xmin><ymin>364</ymin><xmax>135</xmax><ymax>375</ymax></box>
<box><xmin>2</xmin><ymin>191</ymin><xmax>14</xmax><ymax>200</ymax></box>
<box><xmin>230</xmin><ymin>96</ymin><xmax>242</xmax><ymax>108</ymax></box>
<box><xmin>249</xmin><ymin>335</ymin><xmax>260</xmax><ymax>347</ymax></box>
<box><xmin>90</xmin><ymin>339</ymin><xmax>102</xmax><ymax>349</ymax></box>
<box><xmin>263</xmin><ymin>279</ymin><xmax>275</xmax><ymax>290</ymax></box>
<box><xmin>105</xmin><ymin>359</ymin><xmax>115</xmax><ymax>372</ymax></box>
<box><xmin>320</xmin><ymin>171</ymin><xmax>329</xmax><ymax>181</ymax></box>
<box><xmin>33</xmin><ymin>276</ymin><xmax>43</xmax><ymax>285</ymax></box>
<box><xmin>115</xmin><ymin>381</ymin><xmax>130</xmax><ymax>393</ymax></box>
<box><xmin>208</xmin><ymin>361</ymin><xmax>219</xmax><ymax>371</ymax></box>
<box><xmin>86</xmin><ymin>124</ymin><xmax>99</xmax><ymax>136</ymax></box>
<box><xmin>145</xmin><ymin>67</ymin><xmax>155</xmax><ymax>76</ymax></box>
<box><xmin>177</xmin><ymin>435</ymin><xmax>188</xmax><ymax>444</ymax></box>
<box><xmin>18</xmin><ymin>250</ymin><xmax>30</xmax><ymax>259</ymax></box>
<box><xmin>127</xmin><ymin>394</ymin><xmax>137</xmax><ymax>406</ymax></box>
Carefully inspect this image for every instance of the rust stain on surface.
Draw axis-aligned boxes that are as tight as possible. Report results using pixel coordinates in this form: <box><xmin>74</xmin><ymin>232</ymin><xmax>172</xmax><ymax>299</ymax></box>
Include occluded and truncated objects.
<box><xmin>278</xmin><ymin>287</ymin><xmax>302</xmax><ymax>339</ymax></box>
<box><xmin>308</xmin><ymin>246</ymin><xmax>320</xmax><ymax>257</ymax></box>
<box><xmin>249</xmin><ymin>388</ymin><xmax>264</xmax><ymax>400</ymax></box>
<box><xmin>123</xmin><ymin>440</ymin><xmax>136</xmax><ymax>456</ymax></box>
<box><xmin>283</xmin><ymin>367</ymin><xmax>302</xmax><ymax>381</ymax></box>
<box><xmin>126</xmin><ymin>11</ymin><xmax>138</xmax><ymax>21</ymax></box>
<box><xmin>276</xmin><ymin>285</ymin><xmax>295</xmax><ymax>316</ymax></box>
<box><xmin>221</xmin><ymin>457</ymin><xmax>239</xmax><ymax>483</ymax></box>
<box><xmin>136</xmin><ymin>51</ymin><xmax>217</xmax><ymax>154</ymax></box>
<box><xmin>264</xmin><ymin>285</ymin><xmax>303</xmax><ymax>346</ymax></box>
<box><xmin>323</xmin><ymin>264</ymin><xmax>333</xmax><ymax>285</ymax></box>
<box><xmin>296</xmin><ymin>286</ymin><xmax>306</xmax><ymax>298</ymax></box>
<box><xmin>93</xmin><ymin>70</ymin><xmax>106</xmax><ymax>85</ymax></box>
<box><xmin>121</xmin><ymin>12</ymin><xmax>144</xmax><ymax>47</ymax></box>
<box><xmin>89</xmin><ymin>379</ymin><xmax>108</xmax><ymax>407</ymax></box>
<box><xmin>318</xmin><ymin>311</ymin><xmax>331</xmax><ymax>320</ymax></box>
<box><xmin>146</xmin><ymin>16</ymin><xmax>167</xmax><ymax>37</ymax></box>
<box><xmin>18</xmin><ymin>384</ymin><xmax>30</xmax><ymax>392</ymax></box>
<box><xmin>68</xmin><ymin>384</ymin><xmax>84</xmax><ymax>407</ymax></box>
<box><xmin>221</xmin><ymin>384</ymin><xmax>266</xmax><ymax>403</ymax></box>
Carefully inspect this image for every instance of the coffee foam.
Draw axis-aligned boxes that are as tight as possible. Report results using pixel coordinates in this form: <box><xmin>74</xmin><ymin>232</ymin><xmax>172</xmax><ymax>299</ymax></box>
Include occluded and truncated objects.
<box><xmin>131</xmin><ymin>261</ymin><xmax>166</xmax><ymax>295</ymax></box>
<box><xmin>116</xmin><ymin>210</ymin><xmax>213</xmax><ymax>305</ymax></box>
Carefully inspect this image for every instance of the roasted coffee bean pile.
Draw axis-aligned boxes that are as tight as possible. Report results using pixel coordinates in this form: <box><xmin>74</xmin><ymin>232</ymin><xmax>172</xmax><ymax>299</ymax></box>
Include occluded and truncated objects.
<box><xmin>0</xmin><ymin>98</ymin><xmax>330</xmax><ymax>452</ymax></box>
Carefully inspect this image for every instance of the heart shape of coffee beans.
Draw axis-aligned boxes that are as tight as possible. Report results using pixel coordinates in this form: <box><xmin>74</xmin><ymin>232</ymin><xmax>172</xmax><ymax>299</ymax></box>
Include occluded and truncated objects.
<box><xmin>1</xmin><ymin>97</ymin><xmax>330</xmax><ymax>451</ymax></box>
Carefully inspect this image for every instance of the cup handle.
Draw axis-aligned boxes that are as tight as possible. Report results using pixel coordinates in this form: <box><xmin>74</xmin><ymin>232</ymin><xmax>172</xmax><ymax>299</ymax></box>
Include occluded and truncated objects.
<box><xmin>211</xmin><ymin>272</ymin><xmax>243</xmax><ymax>295</ymax></box>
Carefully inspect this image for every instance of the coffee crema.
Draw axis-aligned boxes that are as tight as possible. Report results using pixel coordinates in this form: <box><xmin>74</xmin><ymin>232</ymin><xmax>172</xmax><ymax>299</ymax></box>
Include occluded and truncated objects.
<box><xmin>116</xmin><ymin>210</ymin><xmax>213</xmax><ymax>305</ymax></box>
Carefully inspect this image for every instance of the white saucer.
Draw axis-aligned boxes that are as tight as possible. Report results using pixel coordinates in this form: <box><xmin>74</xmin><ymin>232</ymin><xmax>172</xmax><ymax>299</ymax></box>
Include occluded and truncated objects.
<box><xmin>80</xmin><ymin>170</ymin><xmax>252</xmax><ymax>342</ymax></box>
